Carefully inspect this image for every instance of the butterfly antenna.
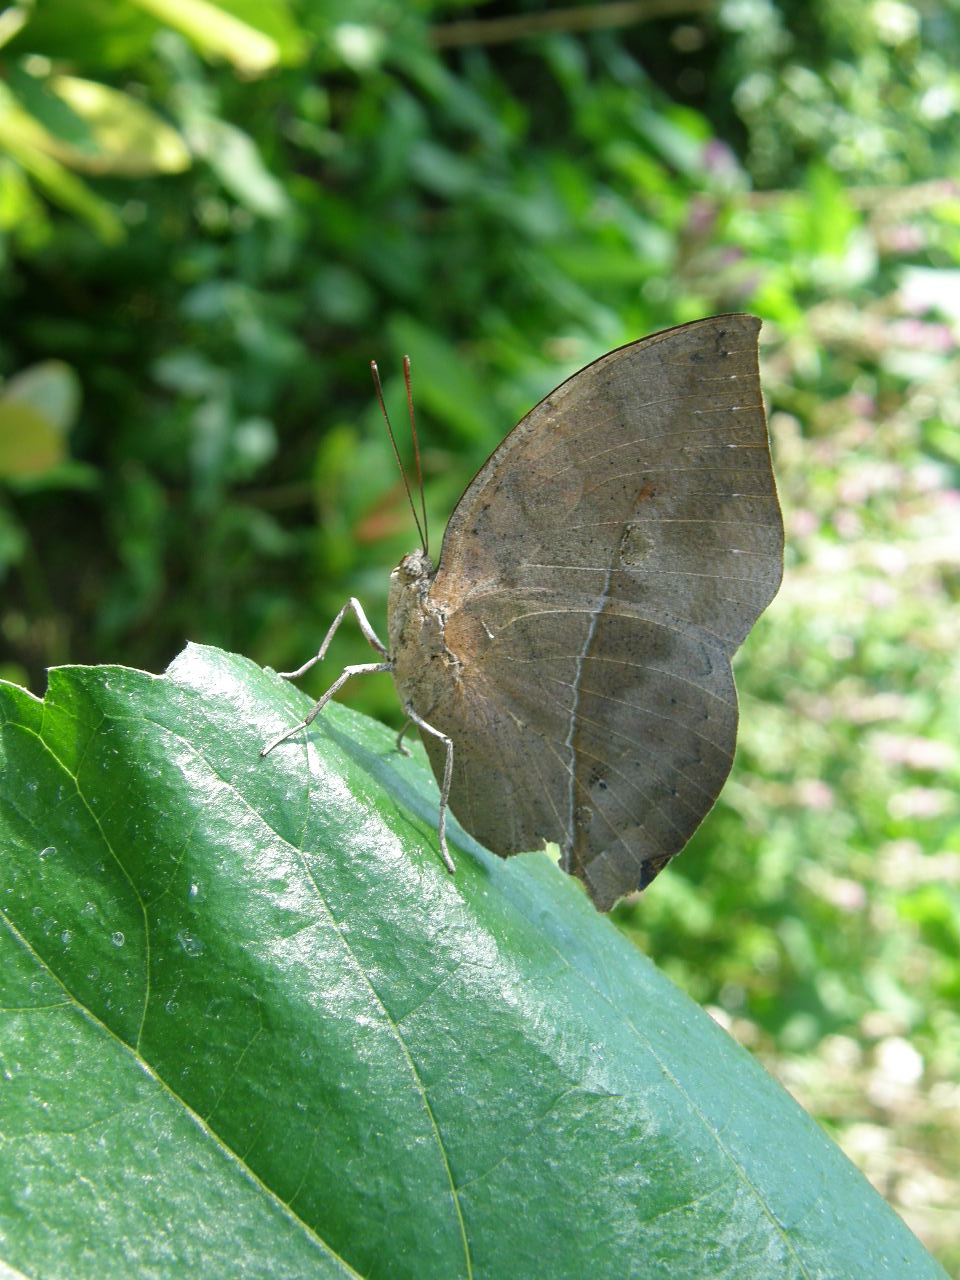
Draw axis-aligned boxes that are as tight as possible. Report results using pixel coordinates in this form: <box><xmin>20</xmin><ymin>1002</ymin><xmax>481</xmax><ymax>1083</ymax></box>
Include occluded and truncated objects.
<box><xmin>403</xmin><ymin>355</ymin><xmax>429</xmax><ymax>556</ymax></box>
<box><xmin>371</xmin><ymin>359</ymin><xmax>427</xmax><ymax>554</ymax></box>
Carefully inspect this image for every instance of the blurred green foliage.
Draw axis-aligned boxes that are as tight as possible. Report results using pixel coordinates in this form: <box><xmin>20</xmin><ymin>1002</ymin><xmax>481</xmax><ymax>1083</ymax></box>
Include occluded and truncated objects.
<box><xmin>1</xmin><ymin>0</ymin><xmax>959</xmax><ymax>1269</ymax></box>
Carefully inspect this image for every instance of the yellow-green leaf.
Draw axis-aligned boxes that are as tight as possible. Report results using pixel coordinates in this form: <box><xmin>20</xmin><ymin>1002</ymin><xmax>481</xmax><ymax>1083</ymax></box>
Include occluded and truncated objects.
<box><xmin>42</xmin><ymin>76</ymin><xmax>190</xmax><ymax>176</ymax></box>
<box><xmin>0</xmin><ymin>399</ymin><xmax>65</xmax><ymax>479</ymax></box>
<box><xmin>2</xmin><ymin>360</ymin><xmax>81</xmax><ymax>436</ymax></box>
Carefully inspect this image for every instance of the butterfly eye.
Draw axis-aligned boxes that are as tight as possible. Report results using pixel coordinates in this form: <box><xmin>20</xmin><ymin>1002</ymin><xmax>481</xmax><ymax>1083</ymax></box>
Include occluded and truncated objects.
<box><xmin>397</xmin><ymin>551</ymin><xmax>431</xmax><ymax>582</ymax></box>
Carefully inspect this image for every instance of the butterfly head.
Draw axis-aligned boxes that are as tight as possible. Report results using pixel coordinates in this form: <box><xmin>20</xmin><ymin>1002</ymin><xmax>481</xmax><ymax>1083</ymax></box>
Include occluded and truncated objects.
<box><xmin>392</xmin><ymin>549</ymin><xmax>435</xmax><ymax>586</ymax></box>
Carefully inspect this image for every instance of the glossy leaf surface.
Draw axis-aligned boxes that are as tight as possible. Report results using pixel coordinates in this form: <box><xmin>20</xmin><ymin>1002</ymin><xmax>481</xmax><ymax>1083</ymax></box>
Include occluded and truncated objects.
<box><xmin>0</xmin><ymin>646</ymin><xmax>946</xmax><ymax>1279</ymax></box>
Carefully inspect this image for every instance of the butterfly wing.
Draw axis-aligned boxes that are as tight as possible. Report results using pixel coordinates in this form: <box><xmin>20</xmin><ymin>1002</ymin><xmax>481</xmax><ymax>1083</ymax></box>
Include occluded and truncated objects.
<box><xmin>418</xmin><ymin>315</ymin><xmax>783</xmax><ymax>910</ymax></box>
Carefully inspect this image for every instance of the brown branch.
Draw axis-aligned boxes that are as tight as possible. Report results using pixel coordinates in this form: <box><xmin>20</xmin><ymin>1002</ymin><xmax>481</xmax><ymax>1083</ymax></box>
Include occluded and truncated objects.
<box><xmin>430</xmin><ymin>0</ymin><xmax>714</xmax><ymax>49</ymax></box>
<box><xmin>846</xmin><ymin>178</ymin><xmax>959</xmax><ymax>213</ymax></box>
<box><xmin>742</xmin><ymin>178</ymin><xmax>959</xmax><ymax>214</ymax></box>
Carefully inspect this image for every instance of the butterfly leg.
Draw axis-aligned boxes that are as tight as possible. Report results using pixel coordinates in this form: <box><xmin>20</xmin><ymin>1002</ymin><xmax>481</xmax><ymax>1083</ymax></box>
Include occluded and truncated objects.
<box><xmin>260</xmin><ymin>661</ymin><xmax>391</xmax><ymax>757</ymax></box>
<box><xmin>395</xmin><ymin>718</ymin><xmax>412</xmax><ymax>757</ymax></box>
<box><xmin>277</xmin><ymin>598</ymin><xmax>388</xmax><ymax>680</ymax></box>
<box><xmin>403</xmin><ymin>702</ymin><xmax>455</xmax><ymax>875</ymax></box>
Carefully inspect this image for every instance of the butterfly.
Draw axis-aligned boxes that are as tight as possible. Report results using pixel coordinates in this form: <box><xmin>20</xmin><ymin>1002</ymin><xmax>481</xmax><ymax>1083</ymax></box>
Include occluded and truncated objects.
<box><xmin>262</xmin><ymin>315</ymin><xmax>783</xmax><ymax>910</ymax></box>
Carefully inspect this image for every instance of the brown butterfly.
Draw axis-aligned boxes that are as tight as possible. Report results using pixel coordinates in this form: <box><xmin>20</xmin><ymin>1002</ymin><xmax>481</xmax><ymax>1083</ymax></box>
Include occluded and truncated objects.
<box><xmin>262</xmin><ymin>315</ymin><xmax>783</xmax><ymax>910</ymax></box>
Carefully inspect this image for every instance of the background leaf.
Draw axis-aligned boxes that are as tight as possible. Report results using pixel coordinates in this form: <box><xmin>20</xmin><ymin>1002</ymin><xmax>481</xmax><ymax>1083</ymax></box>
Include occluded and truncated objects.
<box><xmin>0</xmin><ymin>645</ymin><xmax>946</xmax><ymax>1279</ymax></box>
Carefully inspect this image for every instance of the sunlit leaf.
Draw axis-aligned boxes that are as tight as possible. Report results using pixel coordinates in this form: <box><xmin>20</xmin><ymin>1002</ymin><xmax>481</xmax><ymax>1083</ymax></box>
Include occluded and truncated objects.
<box><xmin>0</xmin><ymin>86</ymin><xmax>123</xmax><ymax>240</ymax></box>
<box><xmin>35</xmin><ymin>75</ymin><xmax>191</xmax><ymax>176</ymax></box>
<box><xmin>0</xmin><ymin>5</ymin><xmax>28</xmax><ymax>51</ymax></box>
<box><xmin>129</xmin><ymin>0</ymin><xmax>286</xmax><ymax>74</ymax></box>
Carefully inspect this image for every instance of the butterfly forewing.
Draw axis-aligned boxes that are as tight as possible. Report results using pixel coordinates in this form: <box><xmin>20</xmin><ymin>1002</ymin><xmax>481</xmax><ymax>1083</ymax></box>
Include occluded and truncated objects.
<box><xmin>416</xmin><ymin>315</ymin><xmax>782</xmax><ymax>909</ymax></box>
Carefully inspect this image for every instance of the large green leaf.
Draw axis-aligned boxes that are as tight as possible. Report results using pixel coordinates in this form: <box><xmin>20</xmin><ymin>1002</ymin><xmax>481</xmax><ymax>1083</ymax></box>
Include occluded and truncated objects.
<box><xmin>0</xmin><ymin>645</ymin><xmax>946</xmax><ymax>1279</ymax></box>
